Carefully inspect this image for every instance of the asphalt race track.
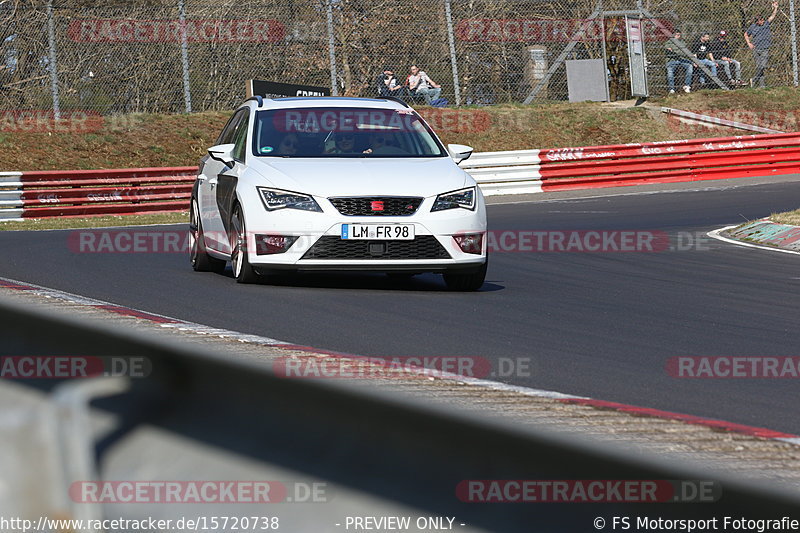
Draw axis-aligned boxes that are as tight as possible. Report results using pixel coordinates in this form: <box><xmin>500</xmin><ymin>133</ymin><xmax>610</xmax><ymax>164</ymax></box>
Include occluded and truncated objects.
<box><xmin>2</xmin><ymin>179</ymin><xmax>800</xmax><ymax>434</ymax></box>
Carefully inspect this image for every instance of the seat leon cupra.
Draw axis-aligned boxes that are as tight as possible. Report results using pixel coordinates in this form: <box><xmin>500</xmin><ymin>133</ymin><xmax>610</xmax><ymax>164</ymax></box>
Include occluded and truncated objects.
<box><xmin>190</xmin><ymin>96</ymin><xmax>487</xmax><ymax>290</ymax></box>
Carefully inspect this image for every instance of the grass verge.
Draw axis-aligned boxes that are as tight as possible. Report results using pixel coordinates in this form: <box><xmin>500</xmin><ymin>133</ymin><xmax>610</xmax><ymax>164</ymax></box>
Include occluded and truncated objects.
<box><xmin>770</xmin><ymin>208</ymin><xmax>800</xmax><ymax>226</ymax></box>
<box><xmin>0</xmin><ymin>212</ymin><xmax>187</xmax><ymax>231</ymax></box>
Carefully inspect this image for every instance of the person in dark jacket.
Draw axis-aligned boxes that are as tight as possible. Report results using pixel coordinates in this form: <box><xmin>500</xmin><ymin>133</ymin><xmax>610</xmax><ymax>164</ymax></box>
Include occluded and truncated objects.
<box><xmin>712</xmin><ymin>30</ymin><xmax>742</xmax><ymax>85</ymax></box>
<box><xmin>691</xmin><ymin>32</ymin><xmax>718</xmax><ymax>86</ymax></box>
<box><xmin>375</xmin><ymin>68</ymin><xmax>406</xmax><ymax>99</ymax></box>
<box><xmin>665</xmin><ymin>31</ymin><xmax>694</xmax><ymax>93</ymax></box>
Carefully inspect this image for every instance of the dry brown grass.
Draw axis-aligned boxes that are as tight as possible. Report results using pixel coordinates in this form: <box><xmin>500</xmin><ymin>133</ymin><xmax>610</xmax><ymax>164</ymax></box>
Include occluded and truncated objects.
<box><xmin>1</xmin><ymin>87</ymin><xmax>798</xmax><ymax>170</ymax></box>
<box><xmin>770</xmin><ymin>209</ymin><xmax>800</xmax><ymax>226</ymax></box>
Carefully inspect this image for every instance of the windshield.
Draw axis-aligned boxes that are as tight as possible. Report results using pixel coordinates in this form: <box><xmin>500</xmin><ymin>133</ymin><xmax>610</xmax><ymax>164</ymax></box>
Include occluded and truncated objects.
<box><xmin>253</xmin><ymin>107</ymin><xmax>447</xmax><ymax>158</ymax></box>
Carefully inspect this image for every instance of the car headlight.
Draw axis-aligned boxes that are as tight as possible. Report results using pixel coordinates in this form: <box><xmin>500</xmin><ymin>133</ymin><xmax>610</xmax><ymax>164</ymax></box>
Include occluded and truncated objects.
<box><xmin>257</xmin><ymin>187</ymin><xmax>322</xmax><ymax>212</ymax></box>
<box><xmin>431</xmin><ymin>187</ymin><xmax>476</xmax><ymax>212</ymax></box>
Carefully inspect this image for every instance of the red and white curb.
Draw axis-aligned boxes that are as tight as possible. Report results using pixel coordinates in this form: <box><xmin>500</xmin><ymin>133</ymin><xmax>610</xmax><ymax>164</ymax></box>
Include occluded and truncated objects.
<box><xmin>1</xmin><ymin>275</ymin><xmax>798</xmax><ymax>445</ymax></box>
<box><xmin>708</xmin><ymin>224</ymin><xmax>800</xmax><ymax>256</ymax></box>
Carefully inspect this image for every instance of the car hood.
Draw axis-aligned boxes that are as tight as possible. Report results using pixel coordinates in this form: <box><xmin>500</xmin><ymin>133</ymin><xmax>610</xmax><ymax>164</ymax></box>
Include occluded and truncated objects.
<box><xmin>247</xmin><ymin>157</ymin><xmax>471</xmax><ymax>198</ymax></box>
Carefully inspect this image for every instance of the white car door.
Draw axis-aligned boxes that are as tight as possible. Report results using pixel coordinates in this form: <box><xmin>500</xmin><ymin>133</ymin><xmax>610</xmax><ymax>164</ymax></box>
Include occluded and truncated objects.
<box><xmin>198</xmin><ymin>109</ymin><xmax>247</xmax><ymax>254</ymax></box>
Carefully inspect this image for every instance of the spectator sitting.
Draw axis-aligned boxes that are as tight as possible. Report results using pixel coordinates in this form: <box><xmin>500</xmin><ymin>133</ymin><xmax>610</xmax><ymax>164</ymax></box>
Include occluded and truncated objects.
<box><xmin>376</xmin><ymin>68</ymin><xmax>406</xmax><ymax>100</ymax></box>
<box><xmin>665</xmin><ymin>31</ymin><xmax>694</xmax><ymax>93</ymax></box>
<box><xmin>406</xmin><ymin>65</ymin><xmax>442</xmax><ymax>104</ymax></box>
<box><xmin>692</xmin><ymin>32</ymin><xmax>718</xmax><ymax>86</ymax></box>
<box><xmin>712</xmin><ymin>30</ymin><xmax>743</xmax><ymax>86</ymax></box>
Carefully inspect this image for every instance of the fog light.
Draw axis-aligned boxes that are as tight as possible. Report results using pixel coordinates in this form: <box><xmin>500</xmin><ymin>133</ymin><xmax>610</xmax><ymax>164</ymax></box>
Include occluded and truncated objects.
<box><xmin>255</xmin><ymin>234</ymin><xmax>298</xmax><ymax>255</ymax></box>
<box><xmin>453</xmin><ymin>233</ymin><xmax>483</xmax><ymax>254</ymax></box>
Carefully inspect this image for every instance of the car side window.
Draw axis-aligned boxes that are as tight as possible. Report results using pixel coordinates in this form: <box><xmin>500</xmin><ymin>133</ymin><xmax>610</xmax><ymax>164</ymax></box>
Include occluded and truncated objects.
<box><xmin>216</xmin><ymin>109</ymin><xmax>245</xmax><ymax>146</ymax></box>
<box><xmin>231</xmin><ymin>109</ymin><xmax>250</xmax><ymax>163</ymax></box>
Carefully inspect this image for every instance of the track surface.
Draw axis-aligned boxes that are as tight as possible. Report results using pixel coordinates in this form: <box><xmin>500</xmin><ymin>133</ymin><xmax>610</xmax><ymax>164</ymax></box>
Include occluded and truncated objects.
<box><xmin>2</xmin><ymin>180</ymin><xmax>800</xmax><ymax>433</ymax></box>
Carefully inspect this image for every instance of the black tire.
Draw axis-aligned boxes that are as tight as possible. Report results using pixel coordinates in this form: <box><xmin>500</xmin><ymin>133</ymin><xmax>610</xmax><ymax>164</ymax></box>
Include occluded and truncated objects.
<box><xmin>443</xmin><ymin>256</ymin><xmax>488</xmax><ymax>292</ymax></box>
<box><xmin>189</xmin><ymin>198</ymin><xmax>226</xmax><ymax>274</ymax></box>
<box><xmin>230</xmin><ymin>204</ymin><xmax>260</xmax><ymax>284</ymax></box>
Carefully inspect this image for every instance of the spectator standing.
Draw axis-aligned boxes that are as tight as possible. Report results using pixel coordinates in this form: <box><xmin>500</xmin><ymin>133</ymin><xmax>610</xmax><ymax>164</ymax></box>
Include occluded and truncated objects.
<box><xmin>665</xmin><ymin>31</ymin><xmax>694</xmax><ymax>93</ymax></box>
<box><xmin>712</xmin><ymin>31</ymin><xmax>743</xmax><ymax>85</ymax></box>
<box><xmin>744</xmin><ymin>1</ymin><xmax>779</xmax><ymax>88</ymax></box>
<box><xmin>407</xmin><ymin>65</ymin><xmax>442</xmax><ymax>104</ymax></box>
<box><xmin>692</xmin><ymin>32</ymin><xmax>718</xmax><ymax>86</ymax></box>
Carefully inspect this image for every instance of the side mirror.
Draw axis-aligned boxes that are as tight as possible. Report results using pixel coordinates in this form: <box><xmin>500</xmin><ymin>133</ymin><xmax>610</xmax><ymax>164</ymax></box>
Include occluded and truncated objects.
<box><xmin>448</xmin><ymin>143</ymin><xmax>474</xmax><ymax>164</ymax></box>
<box><xmin>208</xmin><ymin>143</ymin><xmax>236</xmax><ymax>166</ymax></box>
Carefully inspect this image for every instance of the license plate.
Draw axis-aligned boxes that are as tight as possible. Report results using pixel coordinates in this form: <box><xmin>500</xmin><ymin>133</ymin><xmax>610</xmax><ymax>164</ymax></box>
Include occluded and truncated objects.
<box><xmin>341</xmin><ymin>224</ymin><xmax>415</xmax><ymax>240</ymax></box>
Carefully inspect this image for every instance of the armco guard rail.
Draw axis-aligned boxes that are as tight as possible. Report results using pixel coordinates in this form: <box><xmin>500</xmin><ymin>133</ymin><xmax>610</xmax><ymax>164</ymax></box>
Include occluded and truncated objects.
<box><xmin>3</xmin><ymin>293</ymin><xmax>800</xmax><ymax>529</ymax></box>
<box><xmin>0</xmin><ymin>167</ymin><xmax>196</xmax><ymax>221</ymax></box>
<box><xmin>2</xmin><ymin>131</ymin><xmax>800</xmax><ymax>221</ymax></box>
<box><xmin>464</xmin><ymin>131</ymin><xmax>800</xmax><ymax>195</ymax></box>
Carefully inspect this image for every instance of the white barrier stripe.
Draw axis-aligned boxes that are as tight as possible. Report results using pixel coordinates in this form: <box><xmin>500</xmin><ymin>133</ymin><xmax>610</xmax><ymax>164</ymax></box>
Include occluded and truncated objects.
<box><xmin>0</xmin><ymin>172</ymin><xmax>22</xmax><ymax>184</ymax></box>
<box><xmin>0</xmin><ymin>191</ymin><xmax>22</xmax><ymax>200</ymax></box>
<box><xmin>0</xmin><ymin>201</ymin><xmax>23</xmax><ymax>207</ymax></box>
<box><xmin>468</xmin><ymin>166</ymin><xmax>542</xmax><ymax>183</ymax></box>
<box><xmin>0</xmin><ymin>208</ymin><xmax>23</xmax><ymax>220</ymax></box>
<box><xmin>462</xmin><ymin>149</ymin><xmax>541</xmax><ymax>168</ymax></box>
<box><xmin>480</xmin><ymin>181</ymin><xmax>543</xmax><ymax>196</ymax></box>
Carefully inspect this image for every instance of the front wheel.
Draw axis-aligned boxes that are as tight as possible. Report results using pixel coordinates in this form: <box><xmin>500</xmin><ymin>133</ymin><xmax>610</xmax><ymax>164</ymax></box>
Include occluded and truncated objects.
<box><xmin>443</xmin><ymin>256</ymin><xmax>488</xmax><ymax>292</ymax></box>
<box><xmin>230</xmin><ymin>204</ymin><xmax>260</xmax><ymax>284</ymax></box>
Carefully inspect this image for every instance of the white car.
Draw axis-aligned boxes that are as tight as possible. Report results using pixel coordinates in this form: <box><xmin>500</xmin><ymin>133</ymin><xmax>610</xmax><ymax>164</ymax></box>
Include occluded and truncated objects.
<box><xmin>189</xmin><ymin>96</ymin><xmax>487</xmax><ymax>290</ymax></box>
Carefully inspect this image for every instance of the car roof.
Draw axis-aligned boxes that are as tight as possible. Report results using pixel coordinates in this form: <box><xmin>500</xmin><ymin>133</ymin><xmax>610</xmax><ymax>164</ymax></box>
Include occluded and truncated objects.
<box><xmin>244</xmin><ymin>96</ymin><xmax>409</xmax><ymax>111</ymax></box>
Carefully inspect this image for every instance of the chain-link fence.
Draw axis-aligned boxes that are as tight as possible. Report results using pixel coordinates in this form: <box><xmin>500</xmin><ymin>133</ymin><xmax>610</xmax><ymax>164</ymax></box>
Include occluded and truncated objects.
<box><xmin>1</xmin><ymin>0</ymin><xmax>798</xmax><ymax>115</ymax></box>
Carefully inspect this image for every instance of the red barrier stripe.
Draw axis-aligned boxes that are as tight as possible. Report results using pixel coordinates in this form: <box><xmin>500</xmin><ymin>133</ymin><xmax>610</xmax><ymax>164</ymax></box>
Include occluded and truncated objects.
<box><xmin>20</xmin><ymin>176</ymin><xmax>197</xmax><ymax>189</ymax></box>
<box><xmin>540</xmin><ymin>146</ymin><xmax>800</xmax><ymax>179</ymax></box>
<box><xmin>538</xmin><ymin>131</ymin><xmax>800</xmax><ymax>161</ymax></box>
<box><xmin>542</xmin><ymin>161</ymin><xmax>800</xmax><ymax>191</ymax></box>
<box><xmin>542</xmin><ymin>162</ymin><xmax>798</xmax><ymax>192</ymax></box>
<box><xmin>19</xmin><ymin>166</ymin><xmax>197</xmax><ymax>182</ymax></box>
<box><xmin>22</xmin><ymin>200</ymin><xmax>189</xmax><ymax>218</ymax></box>
<box><xmin>20</xmin><ymin>185</ymin><xmax>193</xmax><ymax>205</ymax></box>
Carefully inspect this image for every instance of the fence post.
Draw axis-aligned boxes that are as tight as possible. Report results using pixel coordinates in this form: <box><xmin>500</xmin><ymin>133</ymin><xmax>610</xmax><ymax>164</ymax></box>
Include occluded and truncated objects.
<box><xmin>326</xmin><ymin>0</ymin><xmax>339</xmax><ymax>96</ymax></box>
<box><xmin>46</xmin><ymin>0</ymin><xmax>61</xmax><ymax>119</ymax></box>
<box><xmin>178</xmin><ymin>0</ymin><xmax>193</xmax><ymax>113</ymax></box>
<box><xmin>443</xmin><ymin>0</ymin><xmax>461</xmax><ymax>106</ymax></box>
<box><xmin>790</xmin><ymin>0</ymin><xmax>799</xmax><ymax>86</ymax></box>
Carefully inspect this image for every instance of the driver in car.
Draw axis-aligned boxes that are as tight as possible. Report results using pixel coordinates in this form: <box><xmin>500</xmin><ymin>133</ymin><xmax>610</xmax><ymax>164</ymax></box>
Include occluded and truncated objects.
<box><xmin>326</xmin><ymin>132</ymin><xmax>358</xmax><ymax>154</ymax></box>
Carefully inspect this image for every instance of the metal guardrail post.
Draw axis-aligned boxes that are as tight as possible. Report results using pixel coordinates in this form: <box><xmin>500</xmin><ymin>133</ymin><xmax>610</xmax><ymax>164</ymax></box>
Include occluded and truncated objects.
<box><xmin>177</xmin><ymin>0</ymin><xmax>193</xmax><ymax>113</ymax></box>
<box><xmin>443</xmin><ymin>0</ymin><xmax>462</xmax><ymax>106</ymax></box>
<box><xmin>326</xmin><ymin>0</ymin><xmax>339</xmax><ymax>96</ymax></box>
<box><xmin>46</xmin><ymin>0</ymin><xmax>61</xmax><ymax>120</ymax></box>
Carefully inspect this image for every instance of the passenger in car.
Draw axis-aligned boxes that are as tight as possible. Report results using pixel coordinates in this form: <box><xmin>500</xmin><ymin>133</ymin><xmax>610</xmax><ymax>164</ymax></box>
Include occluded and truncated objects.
<box><xmin>276</xmin><ymin>133</ymin><xmax>299</xmax><ymax>155</ymax></box>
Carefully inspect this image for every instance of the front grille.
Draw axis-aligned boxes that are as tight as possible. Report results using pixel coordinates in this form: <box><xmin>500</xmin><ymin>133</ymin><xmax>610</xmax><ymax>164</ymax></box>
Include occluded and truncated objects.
<box><xmin>302</xmin><ymin>235</ymin><xmax>451</xmax><ymax>260</ymax></box>
<box><xmin>329</xmin><ymin>196</ymin><xmax>423</xmax><ymax>216</ymax></box>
